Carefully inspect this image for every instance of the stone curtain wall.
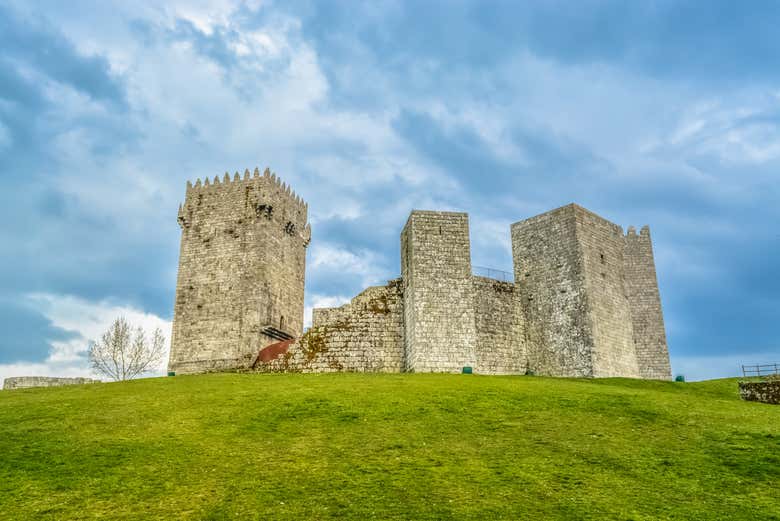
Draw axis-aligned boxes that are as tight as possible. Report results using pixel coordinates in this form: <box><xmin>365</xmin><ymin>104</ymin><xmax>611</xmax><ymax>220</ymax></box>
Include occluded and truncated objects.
<box><xmin>623</xmin><ymin>227</ymin><xmax>672</xmax><ymax>380</ymax></box>
<box><xmin>258</xmin><ymin>275</ymin><xmax>529</xmax><ymax>375</ymax></box>
<box><xmin>574</xmin><ymin>206</ymin><xmax>640</xmax><ymax>378</ymax></box>
<box><xmin>259</xmin><ymin>274</ymin><xmax>530</xmax><ymax>375</ymax></box>
<box><xmin>472</xmin><ymin>276</ymin><xmax>526</xmax><ymax>374</ymax></box>
<box><xmin>512</xmin><ymin>205</ymin><xmax>595</xmax><ymax>377</ymax></box>
<box><xmin>401</xmin><ymin>211</ymin><xmax>477</xmax><ymax>373</ymax></box>
<box><xmin>169</xmin><ymin>169</ymin><xmax>310</xmax><ymax>375</ymax></box>
<box><xmin>3</xmin><ymin>377</ymin><xmax>99</xmax><ymax>390</ymax></box>
<box><xmin>258</xmin><ymin>280</ymin><xmax>404</xmax><ymax>372</ymax></box>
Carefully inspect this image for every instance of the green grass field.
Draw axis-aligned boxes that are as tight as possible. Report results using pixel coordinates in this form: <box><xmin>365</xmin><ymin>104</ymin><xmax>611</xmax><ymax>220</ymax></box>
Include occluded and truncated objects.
<box><xmin>0</xmin><ymin>374</ymin><xmax>778</xmax><ymax>520</ymax></box>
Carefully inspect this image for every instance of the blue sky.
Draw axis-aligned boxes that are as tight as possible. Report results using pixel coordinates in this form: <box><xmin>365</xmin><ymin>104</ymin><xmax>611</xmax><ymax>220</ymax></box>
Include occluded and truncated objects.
<box><xmin>1</xmin><ymin>0</ymin><xmax>778</xmax><ymax>382</ymax></box>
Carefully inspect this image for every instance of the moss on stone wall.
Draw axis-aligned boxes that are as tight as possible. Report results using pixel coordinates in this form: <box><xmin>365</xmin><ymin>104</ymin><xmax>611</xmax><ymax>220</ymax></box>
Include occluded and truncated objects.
<box><xmin>300</xmin><ymin>327</ymin><xmax>329</xmax><ymax>362</ymax></box>
<box><xmin>368</xmin><ymin>294</ymin><xmax>390</xmax><ymax>314</ymax></box>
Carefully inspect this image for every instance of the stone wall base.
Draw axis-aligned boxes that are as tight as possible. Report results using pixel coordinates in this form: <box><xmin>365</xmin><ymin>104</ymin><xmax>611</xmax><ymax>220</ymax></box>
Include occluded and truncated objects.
<box><xmin>739</xmin><ymin>380</ymin><xmax>780</xmax><ymax>405</ymax></box>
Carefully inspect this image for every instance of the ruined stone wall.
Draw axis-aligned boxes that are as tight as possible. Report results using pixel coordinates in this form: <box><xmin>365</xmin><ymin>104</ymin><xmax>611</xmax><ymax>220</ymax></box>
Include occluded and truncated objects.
<box><xmin>401</xmin><ymin>211</ymin><xmax>477</xmax><ymax>373</ymax></box>
<box><xmin>624</xmin><ymin>227</ymin><xmax>672</xmax><ymax>380</ymax></box>
<box><xmin>257</xmin><ymin>280</ymin><xmax>404</xmax><ymax>372</ymax></box>
<box><xmin>739</xmin><ymin>380</ymin><xmax>780</xmax><ymax>405</ymax></box>
<box><xmin>169</xmin><ymin>168</ymin><xmax>310</xmax><ymax>375</ymax></box>
<box><xmin>3</xmin><ymin>376</ymin><xmax>99</xmax><ymax>390</ymax></box>
<box><xmin>575</xmin><ymin>206</ymin><xmax>640</xmax><ymax>378</ymax></box>
<box><xmin>472</xmin><ymin>276</ymin><xmax>525</xmax><ymax>374</ymax></box>
<box><xmin>512</xmin><ymin>205</ymin><xmax>594</xmax><ymax>377</ymax></box>
<box><xmin>262</xmin><ymin>272</ymin><xmax>528</xmax><ymax>375</ymax></box>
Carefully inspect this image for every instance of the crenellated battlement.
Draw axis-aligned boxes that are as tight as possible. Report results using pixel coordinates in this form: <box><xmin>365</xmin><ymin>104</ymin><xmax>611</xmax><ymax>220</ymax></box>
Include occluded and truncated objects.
<box><xmin>183</xmin><ymin>167</ymin><xmax>308</xmax><ymax>215</ymax></box>
<box><xmin>625</xmin><ymin>225</ymin><xmax>651</xmax><ymax>238</ymax></box>
<box><xmin>178</xmin><ymin>167</ymin><xmax>309</xmax><ymax>239</ymax></box>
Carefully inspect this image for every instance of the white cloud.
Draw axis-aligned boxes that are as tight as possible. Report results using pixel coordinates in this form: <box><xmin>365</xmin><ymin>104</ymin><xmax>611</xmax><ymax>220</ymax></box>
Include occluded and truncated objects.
<box><xmin>309</xmin><ymin>243</ymin><xmax>387</xmax><ymax>287</ymax></box>
<box><xmin>469</xmin><ymin>217</ymin><xmax>513</xmax><ymax>264</ymax></box>
<box><xmin>647</xmin><ymin>95</ymin><xmax>780</xmax><ymax>165</ymax></box>
<box><xmin>0</xmin><ymin>294</ymin><xmax>171</xmax><ymax>388</ymax></box>
<box><xmin>50</xmin><ymin>3</ymin><xmax>436</xmax><ymax>242</ymax></box>
<box><xmin>165</xmin><ymin>0</ymin><xmax>239</xmax><ymax>35</ymax></box>
<box><xmin>303</xmin><ymin>293</ymin><xmax>352</xmax><ymax>328</ymax></box>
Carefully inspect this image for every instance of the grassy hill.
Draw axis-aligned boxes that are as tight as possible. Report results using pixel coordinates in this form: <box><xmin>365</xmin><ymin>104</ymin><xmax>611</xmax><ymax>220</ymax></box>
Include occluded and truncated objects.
<box><xmin>0</xmin><ymin>374</ymin><xmax>778</xmax><ymax>520</ymax></box>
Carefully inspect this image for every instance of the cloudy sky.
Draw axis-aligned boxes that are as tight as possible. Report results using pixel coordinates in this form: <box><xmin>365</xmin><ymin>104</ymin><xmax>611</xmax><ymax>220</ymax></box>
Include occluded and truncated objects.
<box><xmin>1</xmin><ymin>0</ymin><xmax>779</xmax><ymax>384</ymax></box>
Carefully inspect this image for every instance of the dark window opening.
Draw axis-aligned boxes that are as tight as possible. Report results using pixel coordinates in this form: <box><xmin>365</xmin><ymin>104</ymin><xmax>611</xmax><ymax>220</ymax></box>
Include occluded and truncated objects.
<box><xmin>284</xmin><ymin>221</ymin><xmax>296</xmax><ymax>235</ymax></box>
<box><xmin>280</xmin><ymin>315</ymin><xmax>285</xmax><ymax>330</ymax></box>
<box><xmin>256</xmin><ymin>203</ymin><xmax>273</xmax><ymax>219</ymax></box>
<box><xmin>600</xmin><ymin>253</ymin><xmax>605</xmax><ymax>264</ymax></box>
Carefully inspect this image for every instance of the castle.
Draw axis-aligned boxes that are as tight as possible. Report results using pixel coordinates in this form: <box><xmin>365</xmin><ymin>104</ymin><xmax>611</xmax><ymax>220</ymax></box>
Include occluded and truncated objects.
<box><xmin>169</xmin><ymin>170</ymin><xmax>671</xmax><ymax>380</ymax></box>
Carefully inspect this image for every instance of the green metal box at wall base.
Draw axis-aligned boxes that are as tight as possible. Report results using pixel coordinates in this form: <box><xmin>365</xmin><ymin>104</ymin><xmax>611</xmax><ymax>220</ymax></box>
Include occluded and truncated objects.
<box><xmin>462</xmin><ymin>367</ymin><xmax>473</xmax><ymax>374</ymax></box>
<box><xmin>167</xmin><ymin>372</ymin><xmax>175</xmax><ymax>377</ymax></box>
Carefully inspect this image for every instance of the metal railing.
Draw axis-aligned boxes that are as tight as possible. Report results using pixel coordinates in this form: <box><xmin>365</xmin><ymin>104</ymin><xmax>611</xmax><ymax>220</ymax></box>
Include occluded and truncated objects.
<box><xmin>741</xmin><ymin>363</ymin><xmax>780</xmax><ymax>378</ymax></box>
<box><xmin>473</xmin><ymin>266</ymin><xmax>514</xmax><ymax>283</ymax></box>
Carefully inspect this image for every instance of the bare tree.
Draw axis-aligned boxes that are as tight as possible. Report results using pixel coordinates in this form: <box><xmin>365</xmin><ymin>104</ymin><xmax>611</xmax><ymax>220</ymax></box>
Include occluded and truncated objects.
<box><xmin>88</xmin><ymin>317</ymin><xmax>166</xmax><ymax>381</ymax></box>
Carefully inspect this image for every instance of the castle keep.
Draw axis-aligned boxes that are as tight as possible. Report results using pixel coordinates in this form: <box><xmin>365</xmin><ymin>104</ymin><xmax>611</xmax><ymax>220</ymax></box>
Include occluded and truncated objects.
<box><xmin>168</xmin><ymin>168</ymin><xmax>310</xmax><ymax>375</ymax></box>
<box><xmin>170</xmin><ymin>171</ymin><xmax>671</xmax><ymax>380</ymax></box>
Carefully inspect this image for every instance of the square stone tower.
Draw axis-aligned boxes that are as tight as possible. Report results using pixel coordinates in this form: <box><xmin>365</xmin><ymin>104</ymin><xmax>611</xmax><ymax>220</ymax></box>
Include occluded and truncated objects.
<box><xmin>168</xmin><ymin>168</ymin><xmax>310</xmax><ymax>374</ymax></box>
<box><xmin>624</xmin><ymin>226</ymin><xmax>672</xmax><ymax>380</ymax></box>
<box><xmin>401</xmin><ymin>211</ymin><xmax>477</xmax><ymax>372</ymax></box>
<box><xmin>512</xmin><ymin>204</ymin><xmax>641</xmax><ymax>378</ymax></box>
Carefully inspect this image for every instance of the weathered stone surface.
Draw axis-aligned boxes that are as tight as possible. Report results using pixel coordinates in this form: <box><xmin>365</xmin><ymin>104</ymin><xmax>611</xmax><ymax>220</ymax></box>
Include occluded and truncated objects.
<box><xmin>473</xmin><ymin>276</ymin><xmax>525</xmax><ymax>374</ymax></box>
<box><xmin>169</xmin><ymin>169</ymin><xmax>310</xmax><ymax>375</ymax></box>
<box><xmin>510</xmin><ymin>204</ymin><xmax>668</xmax><ymax>378</ymax></box>
<box><xmin>575</xmin><ymin>206</ymin><xmax>640</xmax><ymax>378</ymax></box>
<box><xmin>739</xmin><ymin>381</ymin><xmax>780</xmax><ymax>404</ymax></box>
<box><xmin>3</xmin><ymin>376</ymin><xmax>99</xmax><ymax>390</ymax></box>
<box><xmin>401</xmin><ymin>211</ymin><xmax>476</xmax><ymax>373</ymax></box>
<box><xmin>258</xmin><ymin>280</ymin><xmax>404</xmax><ymax>372</ymax></box>
<box><xmin>624</xmin><ymin>226</ymin><xmax>672</xmax><ymax>380</ymax></box>
<box><xmin>512</xmin><ymin>204</ymin><xmax>595</xmax><ymax>377</ymax></box>
<box><xmin>168</xmin><ymin>171</ymin><xmax>671</xmax><ymax>380</ymax></box>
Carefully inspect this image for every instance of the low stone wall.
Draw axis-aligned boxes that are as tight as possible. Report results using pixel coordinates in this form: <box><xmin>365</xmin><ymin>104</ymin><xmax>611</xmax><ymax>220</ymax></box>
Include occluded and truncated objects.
<box><xmin>256</xmin><ymin>279</ymin><xmax>405</xmax><ymax>373</ymax></box>
<box><xmin>739</xmin><ymin>380</ymin><xmax>780</xmax><ymax>405</ymax></box>
<box><xmin>3</xmin><ymin>376</ymin><xmax>100</xmax><ymax>390</ymax></box>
